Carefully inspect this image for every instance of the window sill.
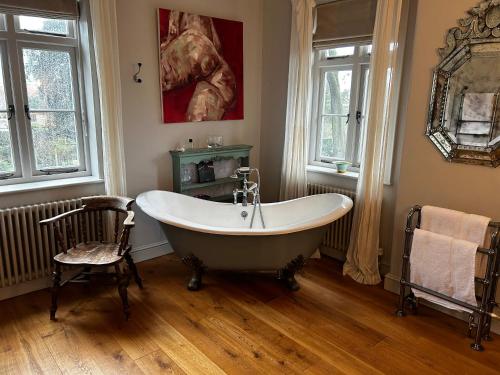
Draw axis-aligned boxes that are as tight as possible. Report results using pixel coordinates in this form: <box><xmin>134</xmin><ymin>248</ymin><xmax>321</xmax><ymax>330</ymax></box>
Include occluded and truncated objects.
<box><xmin>306</xmin><ymin>164</ymin><xmax>360</xmax><ymax>180</ymax></box>
<box><xmin>0</xmin><ymin>176</ymin><xmax>104</xmax><ymax>195</ymax></box>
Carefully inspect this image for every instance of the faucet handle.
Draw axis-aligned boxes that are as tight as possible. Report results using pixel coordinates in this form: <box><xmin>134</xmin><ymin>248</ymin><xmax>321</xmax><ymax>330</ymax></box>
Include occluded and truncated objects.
<box><xmin>247</xmin><ymin>182</ymin><xmax>257</xmax><ymax>191</ymax></box>
<box><xmin>231</xmin><ymin>167</ymin><xmax>251</xmax><ymax>179</ymax></box>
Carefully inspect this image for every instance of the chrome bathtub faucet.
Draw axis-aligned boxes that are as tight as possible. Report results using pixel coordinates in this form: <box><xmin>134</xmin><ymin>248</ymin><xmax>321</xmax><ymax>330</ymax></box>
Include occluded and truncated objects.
<box><xmin>231</xmin><ymin>167</ymin><xmax>265</xmax><ymax>228</ymax></box>
<box><xmin>231</xmin><ymin>167</ymin><xmax>254</xmax><ymax>207</ymax></box>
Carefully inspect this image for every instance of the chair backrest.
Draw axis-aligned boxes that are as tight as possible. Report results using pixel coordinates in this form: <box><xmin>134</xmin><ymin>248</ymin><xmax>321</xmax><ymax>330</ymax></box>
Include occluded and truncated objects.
<box><xmin>80</xmin><ymin>196</ymin><xmax>135</xmax><ymax>245</ymax></box>
<box><xmin>81</xmin><ymin>196</ymin><xmax>134</xmax><ymax>213</ymax></box>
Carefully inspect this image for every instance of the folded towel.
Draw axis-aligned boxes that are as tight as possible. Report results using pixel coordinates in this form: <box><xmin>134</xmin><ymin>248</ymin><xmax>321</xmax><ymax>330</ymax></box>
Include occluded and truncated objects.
<box><xmin>421</xmin><ymin>206</ymin><xmax>490</xmax><ymax>244</ymax></box>
<box><xmin>410</xmin><ymin>229</ymin><xmax>478</xmax><ymax>313</ymax></box>
<box><xmin>421</xmin><ymin>205</ymin><xmax>491</xmax><ymax>280</ymax></box>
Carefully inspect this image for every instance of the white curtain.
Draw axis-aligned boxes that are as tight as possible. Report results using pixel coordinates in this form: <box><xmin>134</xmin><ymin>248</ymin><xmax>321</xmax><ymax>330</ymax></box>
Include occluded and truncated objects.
<box><xmin>90</xmin><ymin>0</ymin><xmax>127</xmax><ymax>196</ymax></box>
<box><xmin>279</xmin><ymin>0</ymin><xmax>315</xmax><ymax>201</ymax></box>
<box><xmin>343</xmin><ymin>0</ymin><xmax>407</xmax><ymax>284</ymax></box>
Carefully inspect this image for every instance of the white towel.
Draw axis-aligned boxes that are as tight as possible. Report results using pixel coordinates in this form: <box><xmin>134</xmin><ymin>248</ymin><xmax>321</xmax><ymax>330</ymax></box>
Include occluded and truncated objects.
<box><xmin>421</xmin><ymin>206</ymin><xmax>490</xmax><ymax>244</ymax></box>
<box><xmin>410</xmin><ymin>229</ymin><xmax>478</xmax><ymax>312</ymax></box>
<box><xmin>421</xmin><ymin>205</ymin><xmax>491</xmax><ymax>279</ymax></box>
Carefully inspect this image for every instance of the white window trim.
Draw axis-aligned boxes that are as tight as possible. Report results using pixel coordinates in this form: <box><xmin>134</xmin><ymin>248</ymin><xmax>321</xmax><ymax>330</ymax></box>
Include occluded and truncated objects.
<box><xmin>0</xmin><ymin>2</ymin><xmax>103</xmax><ymax>192</ymax></box>
<box><xmin>0</xmin><ymin>175</ymin><xmax>103</xmax><ymax>195</ymax></box>
<box><xmin>306</xmin><ymin>164</ymin><xmax>359</xmax><ymax>180</ymax></box>
<box><xmin>308</xmin><ymin>43</ymin><xmax>371</xmax><ymax>176</ymax></box>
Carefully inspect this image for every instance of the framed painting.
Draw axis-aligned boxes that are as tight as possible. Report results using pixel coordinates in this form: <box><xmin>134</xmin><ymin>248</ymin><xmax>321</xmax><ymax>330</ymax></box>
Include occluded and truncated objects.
<box><xmin>158</xmin><ymin>9</ymin><xmax>244</xmax><ymax>123</ymax></box>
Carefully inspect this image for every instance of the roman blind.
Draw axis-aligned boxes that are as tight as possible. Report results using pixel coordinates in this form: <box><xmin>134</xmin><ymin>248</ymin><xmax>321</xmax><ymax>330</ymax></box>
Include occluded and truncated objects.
<box><xmin>0</xmin><ymin>0</ymin><xmax>79</xmax><ymax>19</ymax></box>
<box><xmin>314</xmin><ymin>0</ymin><xmax>377</xmax><ymax>48</ymax></box>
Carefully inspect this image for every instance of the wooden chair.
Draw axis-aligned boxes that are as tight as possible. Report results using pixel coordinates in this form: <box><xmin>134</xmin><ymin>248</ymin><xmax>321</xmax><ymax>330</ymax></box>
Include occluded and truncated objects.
<box><xmin>40</xmin><ymin>196</ymin><xmax>143</xmax><ymax>321</ymax></box>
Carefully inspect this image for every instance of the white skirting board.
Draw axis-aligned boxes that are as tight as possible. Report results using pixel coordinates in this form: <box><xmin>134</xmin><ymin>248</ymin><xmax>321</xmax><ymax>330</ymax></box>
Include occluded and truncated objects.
<box><xmin>130</xmin><ymin>240</ymin><xmax>173</xmax><ymax>263</ymax></box>
<box><xmin>384</xmin><ymin>272</ymin><xmax>500</xmax><ymax>335</ymax></box>
<box><xmin>0</xmin><ymin>241</ymin><xmax>173</xmax><ymax>301</ymax></box>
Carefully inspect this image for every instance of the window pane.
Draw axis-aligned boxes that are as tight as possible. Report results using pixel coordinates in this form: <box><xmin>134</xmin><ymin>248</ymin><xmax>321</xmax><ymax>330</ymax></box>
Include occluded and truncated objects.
<box><xmin>320</xmin><ymin>115</ymin><xmax>348</xmax><ymax>160</ymax></box>
<box><xmin>18</xmin><ymin>16</ymin><xmax>69</xmax><ymax>36</ymax></box>
<box><xmin>23</xmin><ymin>48</ymin><xmax>74</xmax><ymax>110</ymax></box>
<box><xmin>323</xmin><ymin>70</ymin><xmax>352</xmax><ymax>115</ymax></box>
<box><xmin>0</xmin><ymin>114</ymin><xmax>14</xmax><ymax>173</ymax></box>
<box><xmin>324</xmin><ymin>46</ymin><xmax>354</xmax><ymax>58</ymax></box>
<box><xmin>31</xmin><ymin>112</ymin><xmax>79</xmax><ymax>170</ymax></box>
<box><xmin>0</xmin><ymin>51</ymin><xmax>6</xmax><ymax>110</ymax></box>
<box><xmin>0</xmin><ymin>48</ymin><xmax>13</xmax><ymax>173</ymax></box>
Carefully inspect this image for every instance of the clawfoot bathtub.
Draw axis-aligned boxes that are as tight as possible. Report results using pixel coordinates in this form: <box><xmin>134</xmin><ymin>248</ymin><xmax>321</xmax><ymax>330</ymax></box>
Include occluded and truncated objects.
<box><xmin>137</xmin><ymin>191</ymin><xmax>353</xmax><ymax>291</ymax></box>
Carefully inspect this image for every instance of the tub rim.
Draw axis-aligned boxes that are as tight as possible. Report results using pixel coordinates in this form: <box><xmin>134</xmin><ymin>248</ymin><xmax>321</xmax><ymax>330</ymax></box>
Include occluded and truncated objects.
<box><xmin>136</xmin><ymin>190</ymin><xmax>353</xmax><ymax>236</ymax></box>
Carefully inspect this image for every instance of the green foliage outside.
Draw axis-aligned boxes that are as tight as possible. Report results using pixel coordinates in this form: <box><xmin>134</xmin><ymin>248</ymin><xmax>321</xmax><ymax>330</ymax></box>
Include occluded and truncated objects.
<box><xmin>0</xmin><ymin>18</ymin><xmax>78</xmax><ymax>174</ymax></box>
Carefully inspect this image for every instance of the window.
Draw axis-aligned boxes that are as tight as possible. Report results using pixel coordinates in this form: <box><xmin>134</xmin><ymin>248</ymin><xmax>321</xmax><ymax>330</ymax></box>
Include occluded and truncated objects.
<box><xmin>0</xmin><ymin>13</ymin><xmax>91</xmax><ymax>185</ymax></box>
<box><xmin>309</xmin><ymin>44</ymin><xmax>371</xmax><ymax>171</ymax></box>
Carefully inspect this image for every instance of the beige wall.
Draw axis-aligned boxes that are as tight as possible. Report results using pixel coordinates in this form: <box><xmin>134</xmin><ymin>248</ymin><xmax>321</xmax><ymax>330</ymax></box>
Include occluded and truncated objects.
<box><xmin>387</xmin><ymin>0</ymin><xmax>500</xmax><ymax>279</ymax></box>
<box><xmin>259</xmin><ymin>0</ymin><xmax>291</xmax><ymax>203</ymax></box>
<box><xmin>116</xmin><ymin>0</ymin><xmax>263</xmax><ymax>250</ymax></box>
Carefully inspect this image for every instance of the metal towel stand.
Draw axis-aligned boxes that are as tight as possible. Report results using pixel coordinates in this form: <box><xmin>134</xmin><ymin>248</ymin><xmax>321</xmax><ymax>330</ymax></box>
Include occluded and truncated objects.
<box><xmin>396</xmin><ymin>205</ymin><xmax>500</xmax><ymax>351</ymax></box>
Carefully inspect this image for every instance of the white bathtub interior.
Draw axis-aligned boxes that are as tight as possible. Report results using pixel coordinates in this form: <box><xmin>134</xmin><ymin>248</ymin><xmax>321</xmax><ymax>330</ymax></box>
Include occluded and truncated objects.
<box><xmin>136</xmin><ymin>190</ymin><xmax>353</xmax><ymax>236</ymax></box>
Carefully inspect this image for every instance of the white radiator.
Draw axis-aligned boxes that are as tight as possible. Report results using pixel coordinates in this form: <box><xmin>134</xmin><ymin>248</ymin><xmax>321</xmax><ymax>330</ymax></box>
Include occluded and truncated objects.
<box><xmin>0</xmin><ymin>199</ymin><xmax>100</xmax><ymax>288</ymax></box>
<box><xmin>308</xmin><ymin>183</ymin><xmax>356</xmax><ymax>258</ymax></box>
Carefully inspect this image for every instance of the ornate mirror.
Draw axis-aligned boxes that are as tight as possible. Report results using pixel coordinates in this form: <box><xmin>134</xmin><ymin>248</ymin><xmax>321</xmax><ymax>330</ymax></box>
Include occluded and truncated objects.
<box><xmin>427</xmin><ymin>0</ymin><xmax>500</xmax><ymax>167</ymax></box>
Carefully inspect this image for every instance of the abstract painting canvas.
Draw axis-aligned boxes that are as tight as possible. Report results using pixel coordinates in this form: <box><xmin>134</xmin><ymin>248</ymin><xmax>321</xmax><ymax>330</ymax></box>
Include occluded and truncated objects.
<box><xmin>158</xmin><ymin>9</ymin><xmax>244</xmax><ymax>123</ymax></box>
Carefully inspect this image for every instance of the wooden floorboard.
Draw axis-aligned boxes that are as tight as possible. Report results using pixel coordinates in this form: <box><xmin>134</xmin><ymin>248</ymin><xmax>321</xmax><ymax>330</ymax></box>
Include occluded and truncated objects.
<box><xmin>1</xmin><ymin>254</ymin><xmax>499</xmax><ymax>374</ymax></box>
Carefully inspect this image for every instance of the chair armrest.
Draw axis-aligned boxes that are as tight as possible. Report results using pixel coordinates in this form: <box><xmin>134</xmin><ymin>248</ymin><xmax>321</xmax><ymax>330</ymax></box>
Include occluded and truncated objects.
<box><xmin>123</xmin><ymin>210</ymin><xmax>135</xmax><ymax>227</ymax></box>
<box><xmin>118</xmin><ymin>211</ymin><xmax>135</xmax><ymax>255</ymax></box>
<box><xmin>39</xmin><ymin>207</ymin><xmax>84</xmax><ymax>226</ymax></box>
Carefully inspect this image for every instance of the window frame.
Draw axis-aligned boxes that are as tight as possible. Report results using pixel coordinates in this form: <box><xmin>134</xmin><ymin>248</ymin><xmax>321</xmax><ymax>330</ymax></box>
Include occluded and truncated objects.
<box><xmin>0</xmin><ymin>39</ymin><xmax>21</xmax><ymax>179</ymax></box>
<box><xmin>309</xmin><ymin>42</ymin><xmax>371</xmax><ymax>173</ymax></box>
<box><xmin>0</xmin><ymin>12</ymin><xmax>92</xmax><ymax>186</ymax></box>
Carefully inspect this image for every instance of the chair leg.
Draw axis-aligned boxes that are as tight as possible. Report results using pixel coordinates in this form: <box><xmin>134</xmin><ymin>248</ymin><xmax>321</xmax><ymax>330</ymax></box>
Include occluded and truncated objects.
<box><xmin>125</xmin><ymin>252</ymin><xmax>143</xmax><ymax>289</ymax></box>
<box><xmin>82</xmin><ymin>266</ymin><xmax>92</xmax><ymax>280</ymax></box>
<box><xmin>50</xmin><ymin>263</ymin><xmax>62</xmax><ymax>321</ymax></box>
<box><xmin>115</xmin><ymin>263</ymin><xmax>130</xmax><ymax>320</ymax></box>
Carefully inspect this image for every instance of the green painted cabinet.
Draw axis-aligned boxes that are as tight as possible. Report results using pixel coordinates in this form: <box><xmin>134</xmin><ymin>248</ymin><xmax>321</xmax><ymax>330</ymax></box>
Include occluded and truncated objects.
<box><xmin>170</xmin><ymin>144</ymin><xmax>252</xmax><ymax>201</ymax></box>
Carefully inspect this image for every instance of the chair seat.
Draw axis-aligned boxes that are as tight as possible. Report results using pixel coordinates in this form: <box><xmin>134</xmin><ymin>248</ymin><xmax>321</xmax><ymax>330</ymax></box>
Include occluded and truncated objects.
<box><xmin>54</xmin><ymin>242</ymin><xmax>123</xmax><ymax>266</ymax></box>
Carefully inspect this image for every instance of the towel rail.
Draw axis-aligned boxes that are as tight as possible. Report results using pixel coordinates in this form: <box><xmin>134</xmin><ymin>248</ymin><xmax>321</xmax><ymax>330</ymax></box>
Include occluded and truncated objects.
<box><xmin>396</xmin><ymin>205</ymin><xmax>500</xmax><ymax>352</ymax></box>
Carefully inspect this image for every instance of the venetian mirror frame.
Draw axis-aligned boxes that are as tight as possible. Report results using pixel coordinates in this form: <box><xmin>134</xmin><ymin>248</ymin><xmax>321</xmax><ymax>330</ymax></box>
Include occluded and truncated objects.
<box><xmin>427</xmin><ymin>0</ymin><xmax>500</xmax><ymax>167</ymax></box>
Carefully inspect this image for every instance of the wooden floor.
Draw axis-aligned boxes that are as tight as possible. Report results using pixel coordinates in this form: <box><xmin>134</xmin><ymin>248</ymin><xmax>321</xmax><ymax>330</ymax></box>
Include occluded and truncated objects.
<box><xmin>1</xmin><ymin>255</ymin><xmax>499</xmax><ymax>375</ymax></box>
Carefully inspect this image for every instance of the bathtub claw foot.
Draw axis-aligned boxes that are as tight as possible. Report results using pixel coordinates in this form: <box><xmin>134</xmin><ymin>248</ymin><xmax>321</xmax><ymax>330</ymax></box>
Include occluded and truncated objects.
<box><xmin>284</xmin><ymin>275</ymin><xmax>300</xmax><ymax>291</ymax></box>
<box><xmin>278</xmin><ymin>255</ymin><xmax>305</xmax><ymax>291</ymax></box>
<box><xmin>182</xmin><ymin>254</ymin><xmax>205</xmax><ymax>291</ymax></box>
<box><xmin>187</xmin><ymin>274</ymin><xmax>203</xmax><ymax>291</ymax></box>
